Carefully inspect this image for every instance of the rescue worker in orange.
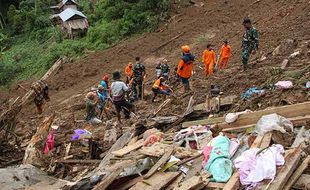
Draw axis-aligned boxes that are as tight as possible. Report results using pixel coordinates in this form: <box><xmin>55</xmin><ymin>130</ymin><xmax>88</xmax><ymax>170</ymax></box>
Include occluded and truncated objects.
<box><xmin>202</xmin><ymin>44</ymin><xmax>216</xmax><ymax>75</ymax></box>
<box><xmin>152</xmin><ymin>77</ymin><xmax>173</xmax><ymax>102</ymax></box>
<box><xmin>177</xmin><ymin>45</ymin><xmax>195</xmax><ymax>92</ymax></box>
<box><xmin>125</xmin><ymin>62</ymin><xmax>133</xmax><ymax>84</ymax></box>
<box><xmin>219</xmin><ymin>40</ymin><xmax>232</xmax><ymax>70</ymax></box>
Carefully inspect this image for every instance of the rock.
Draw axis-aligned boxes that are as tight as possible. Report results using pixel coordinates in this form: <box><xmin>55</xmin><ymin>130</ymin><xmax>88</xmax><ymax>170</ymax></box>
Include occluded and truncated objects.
<box><xmin>280</xmin><ymin>59</ymin><xmax>289</xmax><ymax>69</ymax></box>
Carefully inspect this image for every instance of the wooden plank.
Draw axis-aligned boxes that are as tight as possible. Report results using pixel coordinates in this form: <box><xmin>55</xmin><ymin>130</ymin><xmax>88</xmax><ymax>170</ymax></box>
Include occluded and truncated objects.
<box><xmin>174</xmin><ymin>176</ymin><xmax>204</xmax><ymax>190</ymax></box>
<box><xmin>140</xmin><ymin>143</ymin><xmax>197</xmax><ymax>159</ymax></box>
<box><xmin>93</xmin><ymin>167</ymin><xmax>123</xmax><ymax>190</ymax></box>
<box><xmin>55</xmin><ymin>159</ymin><xmax>101</xmax><ymax>164</ymax></box>
<box><xmin>205</xmin><ymin>182</ymin><xmax>225</xmax><ymax>189</ymax></box>
<box><xmin>166</xmin><ymin>174</ymin><xmax>184</xmax><ymax>190</ymax></box>
<box><xmin>292</xmin><ymin>174</ymin><xmax>310</xmax><ymax>189</ymax></box>
<box><xmin>112</xmin><ymin>139</ymin><xmax>144</xmax><ymax>157</ymax></box>
<box><xmin>223</xmin><ymin>133</ymin><xmax>264</xmax><ymax>190</ymax></box>
<box><xmin>144</xmin><ymin>146</ymin><xmax>174</xmax><ymax>179</ymax></box>
<box><xmin>117</xmin><ymin>176</ymin><xmax>144</xmax><ymax>190</ymax></box>
<box><xmin>220</xmin><ymin>115</ymin><xmax>310</xmax><ymax>132</ymax></box>
<box><xmin>256</xmin><ymin>147</ymin><xmax>302</xmax><ymax>190</ymax></box>
<box><xmin>259</xmin><ymin>132</ymin><xmax>272</xmax><ymax>149</ymax></box>
<box><xmin>182</xmin><ymin>101</ymin><xmax>310</xmax><ymax>128</ymax></box>
<box><xmin>283</xmin><ymin>155</ymin><xmax>310</xmax><ymax>190</ymax></box>
<box><xmin>194</xmin><ymin>95</ymin><xmax>237</xmax><ymax>111</ymax></box>
<box><xmin>130</xmin><ymin>172</ymin><xmax>181</xmax><ymax>190</ymax></box>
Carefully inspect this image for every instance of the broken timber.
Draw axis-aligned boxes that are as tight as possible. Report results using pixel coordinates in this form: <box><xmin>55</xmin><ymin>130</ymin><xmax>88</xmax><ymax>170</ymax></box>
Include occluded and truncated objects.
<box><xmin>112</xmin><ymin>139</ymin><xmax>144</xmax><ymax>157</ymax></box>
<box><xmin>152</xmin><ymin>32</ymin><xmax>185</xmax><ymax>52</ymax></box>
<box><xmin>283</xmin><ymin>155</ymin><xmax>310</xmax><ymax>190</ymax></box>
<box><xmin>144</xmin><ymin>146</ymin><xmax>174</xmax><ymax>179</ymax></box>
<box><xmin>292</xmin><ymin>174</ymin><xmax>310</xmax><ymax>189</ymax></box>
<box><xmin>256</xmin><ymin>147</ymin><xmax>302</xmax><ymax>190</ymax></box>
<box><xmin>182</xmin><ymin>101</ymin><xmax>310</xmax><ymax>128</ymax></box>
<box><xmin>130</xmin><ymin>172</ymin><xmax>181</xmax><ymax>190</ymax></box>
<box><xmin>174</xmin><ymin>176</ymin><xmax>206</xmax><ymax>190</ymax></box>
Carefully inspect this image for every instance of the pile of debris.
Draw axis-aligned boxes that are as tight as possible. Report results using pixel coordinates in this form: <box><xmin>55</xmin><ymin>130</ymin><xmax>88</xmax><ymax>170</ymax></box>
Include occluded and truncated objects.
<box><xmin>3</xmin><ymin>98</ymin><xmax>310</xmax><ymax>190</ymax></box>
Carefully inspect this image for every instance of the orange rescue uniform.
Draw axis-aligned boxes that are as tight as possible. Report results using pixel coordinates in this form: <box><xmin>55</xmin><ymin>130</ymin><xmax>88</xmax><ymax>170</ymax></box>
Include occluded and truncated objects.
<box><xmin>202</xmin><ymin>49</ymin><xmax>216</xmax><ymax>75</ymax></box>
<box><xmin>152</xmin><ymin>79</ymin><xmax>166</xmax><ymax>90</ymax></box>
<box><xmin>177</xmin><ymin>59</ymin><xmax>193</xmax><ymax>79</ymax></box>
<box><xmin>219</xmin><ymin>44</ymin><xmax>231</xmax><ymax>70</ymax></box>
<box><xmin>125</xmin><ymin>65</ymin><xmax>133</xmax><ymax>77</ymax></box>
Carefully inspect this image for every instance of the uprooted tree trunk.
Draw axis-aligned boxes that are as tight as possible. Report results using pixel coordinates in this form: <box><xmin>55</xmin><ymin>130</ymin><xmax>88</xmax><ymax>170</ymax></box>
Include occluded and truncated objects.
<box><xmin>0</xmin><ymin>58</ymin><xmax>65</xmax><ymax>141</ymax></box>
<box><xmin>23</xmin><ymin>115</ymin><xmax>55</xmax><ymax>166</ymax></box>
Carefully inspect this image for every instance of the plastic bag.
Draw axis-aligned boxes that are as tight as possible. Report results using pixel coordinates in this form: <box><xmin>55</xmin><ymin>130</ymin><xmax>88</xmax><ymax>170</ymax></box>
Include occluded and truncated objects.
<box><xmin>255</xmin><ymin>113</ymin><xmax>293</xmax><ymax>135</ymax></box>
<box><xmin>225</xmin><ymin>110</ymin><xmax>252</xmax><ymax>124</ymax></box>
<box><xmin>275</xmin><ymin>81</ymin><xmax>293</xmax><ymax>89</ymax></box>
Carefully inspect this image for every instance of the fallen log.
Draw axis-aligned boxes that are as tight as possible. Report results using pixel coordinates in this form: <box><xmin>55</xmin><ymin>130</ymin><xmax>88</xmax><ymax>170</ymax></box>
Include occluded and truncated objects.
<box><xmin>283</xmin><ymin>155</ymin><xmax>310</xmax><ymax>190</ymax></box>
<box><xmin>152</xmin><ymin>32</ymin><xmax>185</xmax><ymax>52</ymax></box>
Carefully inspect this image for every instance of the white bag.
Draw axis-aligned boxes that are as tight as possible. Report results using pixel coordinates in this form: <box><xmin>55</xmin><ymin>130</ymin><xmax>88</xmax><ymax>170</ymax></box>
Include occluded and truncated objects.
<box><xmin>255</xmin><ymin>113</ymin><xmax>293</xmax><ymax>135</ymax></box>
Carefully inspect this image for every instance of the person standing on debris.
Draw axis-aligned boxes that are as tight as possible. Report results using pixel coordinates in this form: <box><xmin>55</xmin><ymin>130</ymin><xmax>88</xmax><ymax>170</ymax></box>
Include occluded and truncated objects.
<box><xmin>152</xmin><ymin>77</ymin><xmax>173</xmax><ymax>102</ymax></box>
<box><xmin>241</xmin><ymin>18</ymin><xmax>259</xmax><ymax>71</ymax></box>
<box><xmin>125</xmin><ymin>62</ymin><xmax>133</xmax><ymax>84</ymax></box>
<box><xmin>31</xmin><ymin>80</ymin><xmax>50</xmax><ymax>114</ymax></box>
<box><xmin>155</xmin><ymin>62</ymin><xmax>162</xmax><ymax>79</ymax></box>
<box><xmin>85</xmin><ymin>92</ymin><xmax>102</xmax><ymax>124</ymax></box>
<box><xmin>132</xmin><ymin>57</ymin><xmax>146</xmax><ymax>100</ymax></box>
<box><xmin>100</xmin><ymin>74</ymin><xmax>110</xmax><ymax>96</ymax></box>
<box><xmin>219</xmin><ymin>40</ymin><xmax>232</xmax><ymax>70</ymax></box>
<box><xmin>111</xmin><ymin>71</ymin><xmax>134</xmax><ymax>123</ymax></box>
<box><xmin>202</xmin><ymin>44</ymin><xmax>216</xmax><ymax>75</ymax></box>
<box><xmin>161</xmin><ymin>59</ymin><xmax>170</xmax><ymax>81</ymax></box>
<box><xmin>177</xmin><ymin>45</ymin><xmax>195</xmax><ymax>92</ymax></box>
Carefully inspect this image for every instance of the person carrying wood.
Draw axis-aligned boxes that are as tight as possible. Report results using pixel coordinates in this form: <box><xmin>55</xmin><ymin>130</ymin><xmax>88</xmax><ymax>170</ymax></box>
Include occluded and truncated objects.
<box><xmin>152</xmin><ymin>77</ymin><xmax>173</xmax><ymax>102</ymax></box>
<box><xmin>241</xmin><ymin>18</ymin><xmax>259</xmax><ymax>71</ymax></box>
<box><xmin>124</xmin><ymin>62</ymin><xmax>133</xmax><ymax>84</ymax></box>
<box><xmin>31</xmin><ymin>80</ymin><xmax>50</xmax><ymax>114</ymax></box>
<box><xmin>177</xmin><ymin>45</ymin><xmax>195</xmax><ymax>92</ymax></box>
<box><xmin>111</xmin><ymin>71</ymin><xmax>134</xmax><ymax>123</ymax></box>
<box><xmin>218</xmin><ymin>40</ymin><xmax>232</xmax><ymax>70</ymax></box>
<box><xmin>132</xmin><ymin>57</ymin><xmax>146</xmax><ymax>100</ymax></box>
<box><xmin>85</xmin><ymin>92</ymin><xmax>102</xmax><ymax>124</ymax></box>
<box><xmin>202</xmin><ymin>44</ymin><xmax>216</xmax><ymax>75</ymax></box>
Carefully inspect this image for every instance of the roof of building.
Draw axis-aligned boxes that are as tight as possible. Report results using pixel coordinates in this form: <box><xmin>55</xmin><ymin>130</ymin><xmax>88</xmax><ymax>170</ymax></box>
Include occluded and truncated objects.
<box><xmin>58</xmin><ymin>8</ymin><xmax>87</xmax><ymax>22</ymax></box>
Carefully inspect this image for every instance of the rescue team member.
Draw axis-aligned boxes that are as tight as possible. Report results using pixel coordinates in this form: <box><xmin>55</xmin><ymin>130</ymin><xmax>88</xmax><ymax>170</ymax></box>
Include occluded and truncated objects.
<box><xmin>132</xmin><ymin>57</ymin><xmax>146</xmax><ymax>100</ymax></box>
<box><xmin>111</xmin><ymin>71</ymin><xmax>134</xmax><ymax>123</ymax></box>
<box><xmin>152</xmin><ymin>77</ymin><xmax>173</xmax><ymax>102</ymax></box>
<box><xmin>31</xmin><ymin>80</ymin><xmax>50</xmax><ymax>114</ymax></box>
<box><xmin>177</xmin><ymin>45</ymin><xmax>195</xmax><ymax>92</ymax></box>
<box><xmin>155</xmin><ymin>62</ymin><xmax>162</xmax><ymax>79</ymax></box>
<box><xmin>125</xmin><ymin>62</ymin><xmax>133</xmax><ymax>84</ymax></box>
<box><xmin>242</xmin><ymin>18</ymin><xmax>259</xmax><ymax>71</ymax></box>
<box><xmin>219</xmin><ymin>40</ymin><xmax>232</xmax><ymax>70</ymax></box>
<box><xmin>100</xmin><ymin>74</ymin><xmax>110</xmax><ymax>97</ymax></box>
<box><xmin>161</xmin><ymin>59</ymin><xmax>170</xmax><ymax>80</ymax></box>
<box><xmin>202</xmin><ymin>44</ymin><xmax>216</xmax><ymax>75</ymax></box>
<box><xmin>85</xmin><ymin>92</ymin><xmax>102</xmax><ymax>124</ymax></box>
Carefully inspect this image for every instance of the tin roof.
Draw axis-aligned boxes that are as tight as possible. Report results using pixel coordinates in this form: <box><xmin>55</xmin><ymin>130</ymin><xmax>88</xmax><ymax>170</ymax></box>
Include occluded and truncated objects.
<box><xmin>58</xmin><ymin>8</ymin><xmax>87</xmax><ymax>22</ymax></box>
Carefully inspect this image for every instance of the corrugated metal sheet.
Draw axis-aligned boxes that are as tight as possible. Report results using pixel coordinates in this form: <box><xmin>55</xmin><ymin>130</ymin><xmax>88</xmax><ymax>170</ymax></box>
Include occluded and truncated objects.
<box><xmin>59</xmin><ymin>8</ymin><xmax>87</xmax><ymax>22</ymax></box>
<box><xmin>62</xmin><ymin>0</ymin><xmax>77</xmax><ymax>5</ymax></box>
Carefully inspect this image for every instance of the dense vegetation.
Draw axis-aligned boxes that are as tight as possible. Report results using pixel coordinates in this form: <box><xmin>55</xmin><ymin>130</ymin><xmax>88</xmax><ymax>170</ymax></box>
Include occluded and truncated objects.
<box><xmin>0</xmin><ymin>0</ymin><xmax>170</xmax><ymax>85</ymax></box>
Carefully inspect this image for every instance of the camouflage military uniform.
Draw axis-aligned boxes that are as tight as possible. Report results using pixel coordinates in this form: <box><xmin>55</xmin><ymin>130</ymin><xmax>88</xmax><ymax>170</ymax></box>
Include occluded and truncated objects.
<box><xmin>241</xmin><ymin>27</ymin><xmax>259</xmax><ymax>65</ymax></box>
<box><xmin>132</xmin><ymin>62</ymin><xmax>145</xmax><ymax>99</ymax></box>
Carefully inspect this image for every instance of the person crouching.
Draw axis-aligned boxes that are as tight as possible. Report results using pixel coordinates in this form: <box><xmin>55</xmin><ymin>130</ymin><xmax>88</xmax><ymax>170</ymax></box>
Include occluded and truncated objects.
<box><xmin>152</xmin><ymin>77</ymin><xmax>173</xmax><ymax>102</ymax></box>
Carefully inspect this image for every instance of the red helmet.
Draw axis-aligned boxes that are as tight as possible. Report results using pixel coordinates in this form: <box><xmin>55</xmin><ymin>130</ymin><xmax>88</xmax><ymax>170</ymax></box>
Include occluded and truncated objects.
<box><xmin>102</xmin><ymin>75</ymin><xmax>109</xmax><ymax>81</ymax></box>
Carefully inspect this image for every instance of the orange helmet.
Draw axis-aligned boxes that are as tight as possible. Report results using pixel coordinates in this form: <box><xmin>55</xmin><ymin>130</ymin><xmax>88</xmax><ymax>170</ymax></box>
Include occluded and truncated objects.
<box><xmin>182</xmin><ymin>45</ymin><xmax>190</xmax><ymax>53</ymax></box>
<box><xmin>102</xmin><ymin>75</ymin><xmax>109</xmax><ymax>81</ymax></box>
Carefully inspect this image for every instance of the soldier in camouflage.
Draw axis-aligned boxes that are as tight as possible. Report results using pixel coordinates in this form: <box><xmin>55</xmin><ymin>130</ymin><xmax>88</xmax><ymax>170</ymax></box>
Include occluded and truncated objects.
<box><xmin>132</xmin><ymin>57</ymin><xmax>146</xmax><ymax>99</ymax></box>
<box><xmin>241</xmin><ymin>18</ymin><xmax>259</xmax><ymax>71</ymax></box>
